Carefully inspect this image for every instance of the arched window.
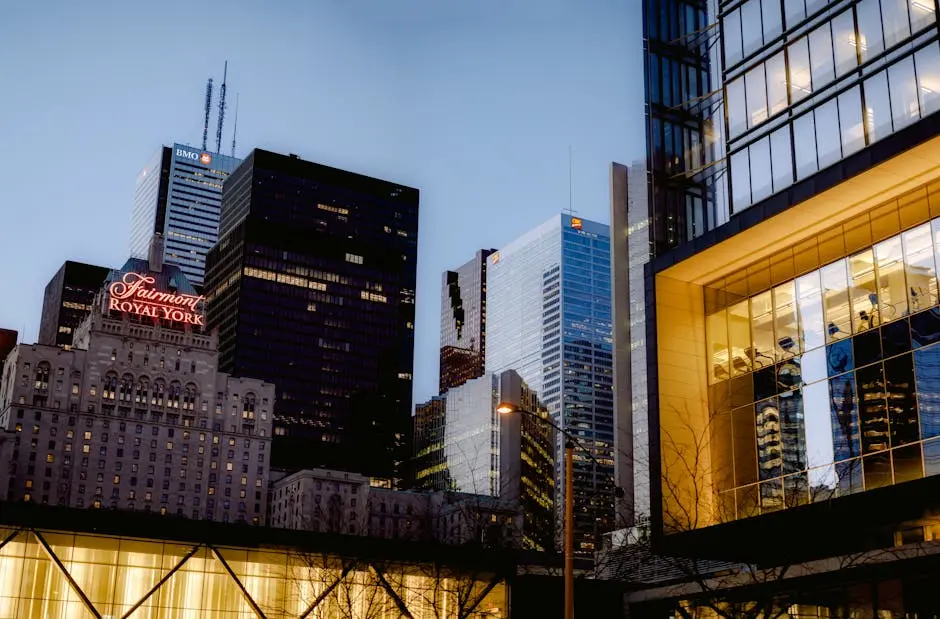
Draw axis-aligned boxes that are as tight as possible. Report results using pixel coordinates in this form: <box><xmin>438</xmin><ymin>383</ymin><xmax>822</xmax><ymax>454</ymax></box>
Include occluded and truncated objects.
<box><xmin>152</xmin><ymin>380</ymin><xmax>166</xmax><ymax>408</ymax></box>
<box><xmin>119</xmin><ymin>374</ymin><xmax>134</xmax><ymax>402</ymax></box>
<box><xmin>242</xmin><ymin>393</ymin><xmax>256</xmax><ymax>420</ymax></box>
<box><xmin>102</xmin><ymin>373</ymin><xmax>118</xmax><ymax>400</ymax></box>
<box><xmin>168</xmin><ymin>382</ymin><xmax>181</xmax><ymax>409</ymax></box>
<box><xmin>136</xmin><ymin>377</ymin><xmax>149</xmax><ymax>405</ymax></box>
<box><xmin>34</xmin><ymin>362</ymin><xmax>51</xmax><ymax>391</ymax></box>
<box><xmin>183</xmin><ymin>383</ymin><xmax>198</xmax><ymax>412</ymax></box>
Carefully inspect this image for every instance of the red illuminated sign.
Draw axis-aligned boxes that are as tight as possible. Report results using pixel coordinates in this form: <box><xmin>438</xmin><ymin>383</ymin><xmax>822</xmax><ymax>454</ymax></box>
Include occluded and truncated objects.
<box><xmin>108</xmin><ymin>272</ymin><xmax>205</xmax><ymax>326</ymax></box>
<box><xmin>570</xmin><ymin>217</ymin><xmax>583</xmax><ymax>230</ymax></box>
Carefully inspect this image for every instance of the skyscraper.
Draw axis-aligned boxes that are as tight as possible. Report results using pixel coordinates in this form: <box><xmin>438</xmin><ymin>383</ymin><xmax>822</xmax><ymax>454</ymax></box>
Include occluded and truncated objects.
<box><xmin>129</xmin><ymin>144</ymin><xmax>241</xmax><ymax>288</ymax></box>
<box><xmin>38</xmin><ymin>260</ymin><xmax>111</xmax><ymax>349</ymax></box>
<box><xmin>485</xmin><ymin>214</ymin><xmax>616</xmax><ymax>551</ymax></box>
<box><xmin>204</xmin><ymin>149</ymin><xmax>419</xmax><ymax>482</ymax></box>
<box><xmin>439</xmin><ymin>249</ymin><xmax>496</xmax><ymax>393</ymax></box>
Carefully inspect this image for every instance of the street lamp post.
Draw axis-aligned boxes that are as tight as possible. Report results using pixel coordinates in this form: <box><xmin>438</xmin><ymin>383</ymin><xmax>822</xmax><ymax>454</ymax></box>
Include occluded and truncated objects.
<box><xmin>496</xmin><ymin>402</ymin><xmax>623</xmax><ymax>619</ymax></box>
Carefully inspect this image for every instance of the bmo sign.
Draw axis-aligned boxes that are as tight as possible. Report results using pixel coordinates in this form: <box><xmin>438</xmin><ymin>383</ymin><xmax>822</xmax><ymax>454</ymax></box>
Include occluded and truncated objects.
<box><xmin>176</xmin><ymin>148</ymin><xmax>212</xmax><ymax>166</ymax></box>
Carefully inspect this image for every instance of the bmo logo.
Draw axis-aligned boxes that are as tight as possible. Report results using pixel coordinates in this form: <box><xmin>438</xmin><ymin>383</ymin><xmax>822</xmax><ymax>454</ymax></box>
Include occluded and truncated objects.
<box><xmin>176</xmin><ymin>149</ymin><xmax>212</xmax><ymax>166</ymax></box>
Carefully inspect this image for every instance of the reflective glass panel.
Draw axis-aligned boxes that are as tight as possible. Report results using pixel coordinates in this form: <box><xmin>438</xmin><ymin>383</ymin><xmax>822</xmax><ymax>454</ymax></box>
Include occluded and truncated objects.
<box><xmin>803</xmin><ymin>346</ymin><xmax>828</xmax><ymax>384</ymax></box>
<box><xmin>707</xmin><ymin>309</ymin><xmax>730</xmax><ymax>383</ymax></box>
<box><xmin>857</xmin><ymin>363</ymin><xmax>888</xmax><ymax>455</ymax></box>
<box><xmin>911</xmin><ymin>308</ymin><xmax>940</xmax><ymax>348</ymax></box>
<box><xmin>794</xmin><ymin>112</ymin><xmax>819</xmax><ymax>180</ymax></box>
<box><xmin>751</xmin><ymin>291</ymin><xmax>777</xmax><ymax>366</ymax></box>
<box><xmin>774</xmin><ymin>282</ymin><xmax>801</xmax><ymax>358</ymax></box>
<box><xmin>784</xmin><ymin>0</ymin><xmax>806</xmax><ymax>27</ymax></box>
<box><xmin>780</xmin><ymin>390</ymin><xmax>807</xmax><ymax>474</ymax></box>
<box><xmin>885</xmin><ymin>353</ymin><xmax>919</xmax><ymax>447</ymax></box>
<box><xmin>778</xmin><ymin>357</ymin><xmax>803</xmax><ymax>393</ymax></box>
<box><xmin>729</xmin><ymin>300</ymin><xmax>753</xmax><ymax>377</ymax></box>
<box><xmin>815</xmin><ymin>98</ymin><xmax>841</xmax><ymax>169</ymax></box>
<box><xmin>809</xmin><ymin>21</ymin><xmax>835</xmax><ymax>90</ymax></box>
<box><xmin>882</xmin><ymin>317</ymin><xmax>912</xmax><ymax>358</ymax></box>
<box><xmin>915</xmin><ymin>345</ymin><xmax>940</xmax><ymax>438</ymax></box>
<box><xmin>733</xmin><ymin>405</ymin><xmax>759</xmax><ymax>486</ymax></box>
<box><xmin>831</xmin><ymin>9</ymin><xmax>858</xmax><ymax>77</ymax></box>
<box><xmin>727</xmin><ymin>77</ymin><xmax>747</xmax><ymax>140</ymax></box>
<box><xmin>864</xmin><ymin>71</ymin><xmax>892</xmax><ymax>143</ymax></box>
<box><xmin>902</xmin><ymin>223</ymin><xmax>939</xmax><ymax>311</ymax></box>
<box><xmin>746</xmin><ymin>64</ymin><xmax>769</xmax><ymax>129</ymax></box>
<box><xmin>724</xmin><ymin>9</ymin><xmax>744</xmax><ymax>67</ymax></box>
<box><xmin>756</xmin><ymin>397</ymin><xmax>783</xmax><ymax>480</ymax></box>
<box><xmin>828</xmin><ymin>339</ymin><xmax>855</xmax><ymax>376</ymax></box>
<box><xmin>742</xmin><ymin>0</ymin><xmax>763</xmax><ymax>57</ymax></box>
<box><xmin>875</xmin><ymin>236</ymin><xmax>910</xmax><ymax>321</ymax></box>
<box><xmin>830</xmin><ymin>373</ymin><xmax>861</xmax><ymax>462</ymax></box>
<box><xmin>797</xmin><ymin>271</ymin><xmax>826</xmax><ymax>352</ymax></box>
<box><xmin>838</xmin><ymin>86</ymin><xmax>865</xmax><ymax>157</ymax></box>
<box><xmin>882</xmin><ymin>0</ymin><xmax>912</xmax><ymax>48</ymax></box>
<box><xmin>750</xmin><ymin>137</ymin><xmax>772</xmax><ymax>203</ymax></box>
<box><xmin>888</xmin><ymin>56</ymin><xmax>920</xmax><ymax>131</ymax></box>
<box><xmin>804</xmin><ymin>380</ymin><xmax>835</xmax><ymax>468</ymax></box>
<box><xmin>789</xmin><ymin>37</ymin><xmax>812</xmax><ymax>102</ymax></box>
<box><xmin>915</xmin><ymin>43</ymin><xmax>940</xmax><ymax>118</ymax></box>
<box><xmin>893</xmin><ymin>442</ymin><xmax>924</xmax><ymax>483</ymax></box>
<box><xmin>821</xmin><ymin>259</ymin><xmax>852</xmax><ymax>341</ymax></box>
<box><xmin>849</xmin><ymin>249</ymin><xmax>879</xmax><ymax>333</ymax></box>
<box><xmin>763</xmin><ymin>0</ymin><xmax>784</xmax><ymax>40</ymax></box>
<box><xmin>766</xmin><ymin>51</ymin><xmax>788</xmax><ymax>117</ymax></box>
<box><xmin>770</xmin><ymin>125</ymin><xmax>794</xmax><ymax>192</ymax></box>
<box><xmin>730</xmin><ymin>149</ymin><xmax>751</xmax><ymax>212</ymax></box>
<box><xmin>784</xmin><ymin>471</ymin><xmax>810</xmax><ymax>508</ymax></box>
<box><xmin>857</xmin><ymin>0</ymin><xmax>886</xmax><ymax>62</ymax></box>
<box><xmin>910</xmin><ymin>0</ymin><xmax>937</xmax><ymax>32</ymax></box>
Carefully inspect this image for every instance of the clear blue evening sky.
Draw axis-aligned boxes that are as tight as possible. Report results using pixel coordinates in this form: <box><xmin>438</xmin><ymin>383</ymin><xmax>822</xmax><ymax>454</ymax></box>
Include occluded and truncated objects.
<box><xmin>0</xmin><ymin>1</ymin><xmax>644</xmax><ymax>405</ymax></box>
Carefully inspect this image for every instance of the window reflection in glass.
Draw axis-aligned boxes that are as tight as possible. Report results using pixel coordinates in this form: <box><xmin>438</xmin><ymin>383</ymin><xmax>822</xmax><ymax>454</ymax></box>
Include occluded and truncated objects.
<box><xmin>809</xmin><ymin>21</ymin><xmax>835</xmax><ymax>91</ymax></box>
<box><xmin>770</xmin><ymin>125</ymin><xmax>793</xmax><ymax>192</ymax></box>
<box><xmin>789</xmin><ymin>37</ymin><xmax>812</xmax><ymax>103</ymax></box>
<box><xmin>831</xmin><ymin>9</ymin><xmax>858</xmax><ymax>77</ymax></box>
<box><xmin>741</xmin><ymin>0</ymin><xmax>763</xmax><ymax>57</ymax></box>
<box><xmin>815</xmin><ymin>99</ymin><xmax>841</xmax><ymax>169</ymax></box>
<box><xmin>915</xmin><ymin>345</ymin><xmax>940</xmax><ymax>438</ymax></box>
<box><xmin>864</xmin><ymin>71</ymin><xmax>892</xmax><ymax>143</ymax></box>
<box><xmin>805</xmin><ymin>378</ymin><xmax>835</xmax><ymax>471</ymax></box>
<box><xmin>762</xmin><ymin>0</ymin><xmax>783</xmax><ymax>40</ymax></box>
<box><xmin>857</xmin><ymin>362</ymin><xmax>888</xmax><ymax>456</ymax></box>
<box><xmin>830</xmin><ymin>373</ymin><xmax>861</xmax><ymax>463</ymax></box>
<box><xmin>729</xmin><ymin>301</ymin><xmax>753</xmax><ymax>377</ymax></box>
<box><xmin>746</xmin><ymin>64</ymin><xmax>768</xmax><ymax>129</ymax></box>
<box><xmin>849</xmin><ymin>250</ymin><xmax>879</xmax><ymax>333</ymax></box>
<box><xmin>794</xmin><ymin>112</ymin><xmax>818</xmax><ymax>180</ymax></box>
<box><xmin>774</xmin><ymin>282</ymin><xmax>801</xmax><ymax>358</ymax></box>
<box><xmin>885</xmin><ymin>354</ymin><xmax>919</xmax><ymax>447</ymax></box>
<box><xmin>910</xmin><ymin>0</ymin><xmax>937</xmax><ymax>32</ymax></box>
<box><xmin>784</xmin><ymin>0</ymin><xmax>806</xmax><ymax>27</ymax></box>
<box><xmin>727</xmin><ymin>77</ymin><xmax>746</xmax><ymax>140</ymax></box>
<box><xmin>888</xmin><ymin>56</ymin><xmax>920</xmax><ymax>131</ymax></box>
<box><xmin>856</xmin><ymin>0</ymin><xmax>886</xmax><ymax>62</ymax></box>
<box><xmin>723</xmin><ymin>8</ymin><xmax>743</xmax><ymax>67</ymax></box>
<box><xmin>756</xmin><ymin>398</ymin><xmax>783</xmax><ymax>481</ymax></box>
<box><xmin>797</xmin><ymin>272</ymin><xmax>826</xmax><ymax>351</ymax></box>
<box><xmin>707</xmin><ymin>309</ymin><xmax>730</xmax><ymax>384</ymax></box>
<box><xmin>822</xmin><ymin>260</ymin><xmax>852</xmax><ymax>341</ymax></box>
<box><xmin>903</xmin><ymin>223</ymin><xmax>939</xmax><ymax>311</ymax></box>
<box><xmin>780</xmin><ymin>390</ymin><xmax>807</xmax><ymax>474</ymax></box>
<box><xmin>881</xmin><ymin>0</ymin><xmax>912</xmax><ymax>48</ymax></box>
<box><xmin>730</xmin><ymin>149</ymin><xmax>751</xmax><ymax>212</ymax></box>
<box><xmin>733</xmin><ymin>405</ymin><xmax>759</xmax><ymax>486</ymax></box>
<box><xmin>915</xmin><ymin>43</ymin><xmax>940</xmax><ymax>118</ymax></box>
<box><xmin>751</xmin><ymin>291</ymin><xmax>777</xmax><ymax>367</ymax></box>
<box><xmin>766</xmin><ymin>52</ymin><xmax>788</xmax><ymax>117</ymax></box>
<box><xmin>875</xmin><ymin>236</ymin><xmax>909</xmax><ymax>320</ymax></box>
<box><xmin>749</xmin><ymin>137</ymin><xmax>772</xmax><ymax>203</ymax></box>
<box><xmin>838</xmin><ymin>87</ymin><xmax>865</xmax><ymax>157</ymax></box>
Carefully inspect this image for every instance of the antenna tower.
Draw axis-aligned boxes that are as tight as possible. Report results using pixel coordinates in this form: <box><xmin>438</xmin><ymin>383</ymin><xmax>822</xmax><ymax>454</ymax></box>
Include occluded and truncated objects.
<box><xmin>201</xmin><ymin>78</ymin><xmax>213</xmax><ymax>151</ymax></box>
<box><xmin>231</xmin><ymin>93</ymin><xmax>239</xmax><ymax>158</ymax></box>
<box><xmin>215</xmin><ymin>61</ymin><xmax>228</xmax><ymax>153</ymax></box>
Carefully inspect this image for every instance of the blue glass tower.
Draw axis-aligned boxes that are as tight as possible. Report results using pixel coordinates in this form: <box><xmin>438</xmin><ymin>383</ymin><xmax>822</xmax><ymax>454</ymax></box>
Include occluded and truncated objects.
<box><xmin>486</xmin><ymin>214</ymin><xmax>614</xmax><ymax>551</ymax></box>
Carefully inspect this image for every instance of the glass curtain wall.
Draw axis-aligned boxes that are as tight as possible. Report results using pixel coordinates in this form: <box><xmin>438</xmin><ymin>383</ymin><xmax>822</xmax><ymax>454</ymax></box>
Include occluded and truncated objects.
<box><xmin>705</xmin><ymin>189</ymin><xmax>940</xmax><ymax>521</ymax></box>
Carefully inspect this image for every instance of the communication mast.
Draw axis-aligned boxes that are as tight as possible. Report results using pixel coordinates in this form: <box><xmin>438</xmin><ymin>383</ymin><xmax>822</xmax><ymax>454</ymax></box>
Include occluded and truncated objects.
<box><xmin>215</xmin><ymin>61</ymin><xmax>228</xmax><ymax>153</ymax></box>
<box><xmin>201</xmin><ymin>78</ymin><xmax>213</xmax><ymax>151</ymax></box>
<box><xmin>231</xmin><ymin>93</ymin><xmax>239</xmax><ymax>158</ymax></box>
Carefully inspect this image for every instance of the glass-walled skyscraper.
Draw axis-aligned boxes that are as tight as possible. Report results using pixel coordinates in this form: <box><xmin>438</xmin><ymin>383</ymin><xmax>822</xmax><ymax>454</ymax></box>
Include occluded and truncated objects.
<box><xmin>130</xmin><ymin>144</ymin><xmax>241</xmax><ymax>288</ymax></box>
<box><xmin>486</xmin><ymin>214</ymin><xmax>615</xmax><ymax>551</ymax></box>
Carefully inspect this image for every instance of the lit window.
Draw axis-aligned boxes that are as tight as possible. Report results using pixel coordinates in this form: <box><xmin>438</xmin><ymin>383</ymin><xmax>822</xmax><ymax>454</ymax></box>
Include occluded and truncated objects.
<box><xmin>45</xmin><ymin>454</ymin><xmax>54</xmax><ymax>463</ymax></box>
<box><xmin>345</xmin><ymin>253</ymin><xmax>364</xmax><ymax>265</ymax></box>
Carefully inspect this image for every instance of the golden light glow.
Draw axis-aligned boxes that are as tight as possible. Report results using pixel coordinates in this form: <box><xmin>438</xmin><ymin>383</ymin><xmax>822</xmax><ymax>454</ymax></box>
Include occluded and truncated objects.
<box><xmin>495</xmin><ymin>403</ymin><xmax>515</xmax><ymax>415</ymax></box>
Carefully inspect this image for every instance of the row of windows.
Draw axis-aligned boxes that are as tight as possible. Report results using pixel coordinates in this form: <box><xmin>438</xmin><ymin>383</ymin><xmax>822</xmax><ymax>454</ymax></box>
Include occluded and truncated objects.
<box><xmin>731</xmin><ymin>40</ymin><xmax>940</xmax><ymax>212</ymax></box>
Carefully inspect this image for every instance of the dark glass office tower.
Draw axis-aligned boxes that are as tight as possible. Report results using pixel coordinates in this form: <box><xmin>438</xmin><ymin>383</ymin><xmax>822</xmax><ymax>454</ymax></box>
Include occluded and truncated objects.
<box><xmin>38</xmin><ymin>261</ymin><xmax>110</xmax><ymax>349</ymax></box>
<box><xmin>205</xmin><ymin>149</ymin><xmax>419</xmax><ymax>481</ymax></box>
<box><xmin>439</xmin><ymin>249</ymin><xmax>495</xmax><ymax>393</ymax></box>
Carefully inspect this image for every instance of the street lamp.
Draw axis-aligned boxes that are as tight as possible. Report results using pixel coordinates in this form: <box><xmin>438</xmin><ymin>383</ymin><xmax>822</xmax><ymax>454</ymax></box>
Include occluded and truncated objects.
<box><xmin>496</xmin><ymin>402</ymin><xmax>624</xmax><ymax>619</ymax></box>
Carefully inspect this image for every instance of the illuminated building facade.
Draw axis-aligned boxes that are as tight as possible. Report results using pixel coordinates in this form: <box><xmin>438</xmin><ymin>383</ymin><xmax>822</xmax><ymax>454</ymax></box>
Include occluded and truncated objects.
<box><xmin>485</xmin><ymin>214</ymin><xmax>615</xmax><ymax>551</ymax></box>
<box><xmin>0</xmin><ymin>241</ymin><xmax>274</xmax><ymax>524</ymax></box>
<box><xmin>38</xmin><ymin>261</ymin><xmax>110</xmax><ymax>349</ymax></box>
<box><xmin>439</xmin><ymin>249</ymin><xmax>495</xmax><ymax>393</ymax></box>
<box><xmin>129</xmin><ymin>143</ymin><xmax>241</xmax><ymax>287</ymax></box>
<box><xmin>0</xmin><ymin>504</ymin><xmax>511</xmax><ymax>618</ymax></box>
<box><xmin>414</xmin><ymin>370</ymin><xmax>554</xmax><ymax>551</ymax></box>
<box><xmin>204</xmin><ymin>149</ymin><xmax>419</xmax><ymax>480</ymax></box>
<box><xmin>634</xmin><ymin>0</ymin><xmax>940</xmax><ymax>614</ymax></box>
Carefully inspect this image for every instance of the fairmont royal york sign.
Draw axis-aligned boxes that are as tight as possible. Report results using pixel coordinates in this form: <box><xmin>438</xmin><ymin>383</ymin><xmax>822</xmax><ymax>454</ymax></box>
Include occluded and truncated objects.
<box><xmin>108</xmin><ymin>272</ymin><xmax>205</xmax><ymax>326</ymax></box>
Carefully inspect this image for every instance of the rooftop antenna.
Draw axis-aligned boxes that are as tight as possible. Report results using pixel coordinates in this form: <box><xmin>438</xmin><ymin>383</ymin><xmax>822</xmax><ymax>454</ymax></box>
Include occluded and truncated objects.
<box><xmin>201</xmin><ymin>77</ymin><xmax>213</xmax><ymax>151</ymax></box>
<box><xmin>215</xmin><ymin>61</ymin><xmax>228</xmax><ymax>153</ymax></box>
<box><xmin>231</xmin><ymin>93</ymin><xmax>239</xmax><ymax>158</ymax></box>
<box><xmin>566</xmin><ymin>145</ymin><xmax>577</xmax><ymax>216</ymax></box>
